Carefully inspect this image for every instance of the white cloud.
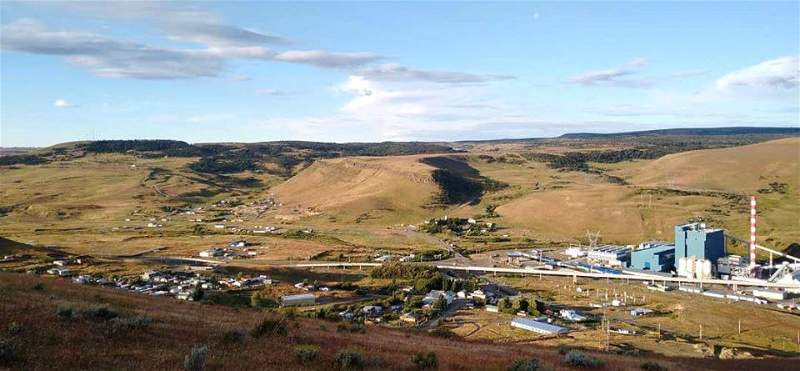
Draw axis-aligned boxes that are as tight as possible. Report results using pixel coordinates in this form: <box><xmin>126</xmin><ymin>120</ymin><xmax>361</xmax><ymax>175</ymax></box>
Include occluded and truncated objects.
<box><xmin>567</xmin><ymin>58</ymin><xmax>652</xmax><ymax>88</ymax></box>
<box><xmin>0</xmin><ymin>19</ymin><xmax>381</xmax><ymax>79</ymax></box>
<box><xmin>714</xmin><ymin>56</ymin><xmax>799</xmax><ymax>91</ymax></box>
<box><xmin>533</xmin><ymin>12</ymin><xmax>540</xmax><ymax>21</ymax></box>
<box><xmin>273</xmin><ymin>50</ymin><xmax>383</xmax><ymax>68</ymax></box>
<box><xmin>359</xmin><ymin>63</ymin><xmax>514</xmax><ymax>84</ymax></box>
<box><xmin>53</xmin><ymin>99</ymin><xmax>71</xmax><ymax>108</ymax></box>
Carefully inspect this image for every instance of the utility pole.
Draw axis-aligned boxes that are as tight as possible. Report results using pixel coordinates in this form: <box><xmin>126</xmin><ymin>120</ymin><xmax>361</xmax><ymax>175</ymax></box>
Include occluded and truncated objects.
<box><xmin>738</xmin><ymin>319</ymin><xmax>741</xmax><ymax>335</ymax></box>
<box><xmin>657</xmin><ymin>322</ymin><xmax>661</xmax><ymax>340</ymax></box>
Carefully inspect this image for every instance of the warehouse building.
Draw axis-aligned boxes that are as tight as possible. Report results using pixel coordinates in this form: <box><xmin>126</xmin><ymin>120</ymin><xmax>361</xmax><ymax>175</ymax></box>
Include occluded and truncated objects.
<box><xmin>588</xmin><ymin>245</ymin><xmax>631</xmax><ymax>267</ymax></box>
<box><xmin>510</xmin><ymin>317</ymin><xmax>568</xmax><ymax>335</ymax></box>
<box><xmin>281</xmin><ymin>293</ymin><xmax>316</xmax><ymax>307</ymax></box>
<box><xmin>629</xmin><ymin>242</ymin><xmax>675</xmax><ymax>272</ymax></box>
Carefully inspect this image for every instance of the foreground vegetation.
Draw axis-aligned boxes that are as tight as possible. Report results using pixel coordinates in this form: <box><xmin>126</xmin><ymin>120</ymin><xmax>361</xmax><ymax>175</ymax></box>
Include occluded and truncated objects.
<box><xmin>2</xmin><ymin>272</ymin><xmax>797</xmax><ymax>370</ymax></box>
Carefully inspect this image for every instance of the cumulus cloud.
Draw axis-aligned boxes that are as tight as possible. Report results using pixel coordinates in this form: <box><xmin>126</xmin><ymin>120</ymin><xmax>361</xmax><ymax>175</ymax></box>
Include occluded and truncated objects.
<box><xmin>714</xmin><ymin>56</ymin><xmax>799</xmax><ymax>91</ymax></box>
<box><xmin>53</xmin><ymin>99</ymin><xmax>71</xmax><ymax>108</ymax></box>
<box><xmin>359</xmin><ymin>63</ymin><xmax>514</xmax><ymax>84</ymax></box>
<box><xmin>567</xmin><ymin>58</ymin><xmax>652</xmax><ymax>88</ymax></box>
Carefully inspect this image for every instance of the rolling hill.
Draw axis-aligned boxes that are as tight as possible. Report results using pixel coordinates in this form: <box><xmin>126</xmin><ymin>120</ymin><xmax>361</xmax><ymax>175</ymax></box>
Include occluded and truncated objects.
<box><xmin>495</xmin><ymin>138</ymin><xmax>799</xmax><ymax>250</ymax></box>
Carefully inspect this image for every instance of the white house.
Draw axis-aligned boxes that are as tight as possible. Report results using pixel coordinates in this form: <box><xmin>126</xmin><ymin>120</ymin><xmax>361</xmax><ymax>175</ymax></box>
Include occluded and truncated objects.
<box><xmin>559</xmin><ymin>309</ymin><xmax>587</xmax><ymax>322</ymax></box>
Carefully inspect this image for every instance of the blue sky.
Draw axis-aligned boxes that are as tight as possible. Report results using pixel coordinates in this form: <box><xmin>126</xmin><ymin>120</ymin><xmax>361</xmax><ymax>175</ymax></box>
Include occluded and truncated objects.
<box><xmin>1</xmin><ymin>1</ymin><xmax>798</xmax><ymax>147</ymax></box>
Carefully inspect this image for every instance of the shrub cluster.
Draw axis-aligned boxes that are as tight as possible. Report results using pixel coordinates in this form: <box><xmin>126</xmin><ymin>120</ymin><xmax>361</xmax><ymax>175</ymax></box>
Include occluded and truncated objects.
<box><xmin>250</xmin><ymin>316</ymin><xmax>288</xmax><ymax>338</ymax></box>
<box><xmin>0</xmin><ymin>337</ymin><xmax>18</xmax><ymax>366</ymax></box>
<box><xmin>294</xmin><ymin>344</ymin><xmax>320</xmax><ymax>363</ymax></box>
<box><xmin>220</xmin><ymin>329</ymin><xmax>245</xmax><ymax>344</ymax></box>
<box><xmin>507</xmin><ymin>358</ymin><xmax>541</xmax><ymax>371</ymax></box>
<box><xmin>183</xmin><ymin>345</ymin><xmax>208</xmax><ymax>371</ymax></box>
<box><xmin>111</xmin><ymin>315</ymin><xmax>152</xmax><ymax>333</ymax></box>
<box><xmin>335</xmin><ymin>350</ymin><xmax>364</xmax><ymax>370</ymax></box>
<box><xmin>336</xmin><ymin>322</ymin><xmax>365</xmax><ymax>334</ymax></box>
<box><xmin>564</xmin><ymin>350</ymin><xmax>604</xmax><ymax>368</ymax></box>
<box><xmin>641</xmin><ymin>361</ymin><xmax>668</xmax><ymax>371</ymax></box>
<box><xmin>56</xmin><ymin>304</ymin><xmax>77</xmax><ymax>320</ymax></box>
<box><xmin>412</xmin><ymin>351</ymin><xmax>438</xmax><ymax>369</ymax></box>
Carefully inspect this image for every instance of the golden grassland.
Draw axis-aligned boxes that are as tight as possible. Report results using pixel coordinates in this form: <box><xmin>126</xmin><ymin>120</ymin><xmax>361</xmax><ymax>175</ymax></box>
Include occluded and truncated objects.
<box><xmin>3</xmin><ymin>272</ymin><xmax>798</xmax><ymax>370</ymax></box>
<box><xmin>0</xmin><ymin>138</ymin><xmax>798</xmax><ymax>261</ymax></box>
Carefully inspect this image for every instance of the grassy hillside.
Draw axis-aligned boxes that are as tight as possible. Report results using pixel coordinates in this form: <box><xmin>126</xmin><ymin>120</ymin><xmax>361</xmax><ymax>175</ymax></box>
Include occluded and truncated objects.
<box><xmin>1</xmin><ymin>136</ymin><xmax>797</xmax><ymax>258</ymax></box>
<box><xmin>473</xmin><ymin>138</ymin><xmax>800</xmax><ymax>251</ymax></box>
<box><xmin>1</xmin><ymin>272</ymin><xmax>795</xmax><ymax>371</ymax></box>
<box><xmin>270</xmin><ymin>155</ymin><xmax>441</xmax><ymax>223</ymax></box>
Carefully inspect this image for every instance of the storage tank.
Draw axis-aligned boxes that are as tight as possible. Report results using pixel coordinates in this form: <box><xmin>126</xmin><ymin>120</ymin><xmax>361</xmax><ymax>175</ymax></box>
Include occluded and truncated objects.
<box><xmin>697</xmin><ymin>259</ymin><xmax>713</xmax><ymax>279</ymax></box>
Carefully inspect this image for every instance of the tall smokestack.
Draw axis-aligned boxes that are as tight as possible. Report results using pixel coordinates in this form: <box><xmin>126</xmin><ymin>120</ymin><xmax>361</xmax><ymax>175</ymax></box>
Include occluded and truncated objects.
<box><xmin>750</xmin><ymin>195</ymin><xmax>757</xmax><ymax>269</ymax></box>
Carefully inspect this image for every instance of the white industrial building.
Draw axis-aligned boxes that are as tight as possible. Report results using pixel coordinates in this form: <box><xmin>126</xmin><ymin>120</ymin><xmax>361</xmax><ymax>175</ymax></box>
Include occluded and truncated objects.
<box><xmin>588</xmin><ymin>245</ymin><xmax>631</xmax><ymax>267</ymax></box>
<box><xmin>510</xmin><ymin>317</ymin><xmax>568</xmax><ymax>335</ymax></box>
<box><xmin>281</xmin><ymin>293</ymin><xmax>316</xmax><ymax>307</ymax></box>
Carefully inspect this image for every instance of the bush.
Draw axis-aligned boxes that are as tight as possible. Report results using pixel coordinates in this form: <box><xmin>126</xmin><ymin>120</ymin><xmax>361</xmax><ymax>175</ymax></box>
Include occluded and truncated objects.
<box><xmin>184</xmin><ymin>345</ymin><xmax>208</xmax><ymax>371</ymax></box>
<box><xmin>429</xmin><ymin>327</ymin><xmax>454</xmax><ymax>338</ymax></box>
<box><xmin>33</xmin><ymin>283</ymin><xmax>45</xmax><ymax>291</ymax></box>
<box><xmin>0</xmin><ymin>337</ymin><xmax>17</xmax><ymax>365</ymax></box>
<box><xmin>294</xmin><ymin>344</ymin><xmax>320</xmax><ymax>363</ymax></box>
<box><xmin>250</xmin><ymin>316</ymin><xmax>288</xmax><ymax>338</ymax></box>
<box><xmin>412</xmin><ymin>351</ymin><xmax>438</xmax><ymax>369</ymax></box>
<box><xmin>336</xmin><ymin>322</ymin><xmax>365</xmax><ymax>333</ymax></box>
<box><xmin>190</xmin><ymin>287</ymin><xmax>204</xmax><ymax>302</ymax></box>
<box><xmin>83</xmin><ymin>305</ymin><xmax>118</xmax><ymax>321</ymax></box>
<box><xmin>641</xmin><ymin>362</ymin><xmax>668</xmax><ymax>371</ymax></box>
<box><xmin>221</xmin><ymin>329</ymin><xmax>245</xmax><ymax>344</ymax></box>
<box><xmin>56</xmin><ymin>304</ymin><xmax>77</xmax><ymax>320</ymax></box>
<box><xmin>111</xmin><ymin>315</ymin><xmax>152</xmax><ymax>333</ymax></box>
<box><xmin>564</xmin><ymin>350</ymin><xmax>604</xmax><ymax>368</ymax></box>
<box><xmin>7</xmin><ymin>322</ymin><xmax>23</xmax><ymax>336</ymax></box>
<box><xmin>508</xmin><ymin>358</ymin><xmax>541</xmax><ymax>371</ymax></box>
<box><xmin>335</xmin><ymin>350</ymin><xmax>364</xmax><ymax>370</ymax></box>
<box><xmin>250</xmin><ymin>290</ymin><xmax>278</xmax><ymax>308</ymax></box>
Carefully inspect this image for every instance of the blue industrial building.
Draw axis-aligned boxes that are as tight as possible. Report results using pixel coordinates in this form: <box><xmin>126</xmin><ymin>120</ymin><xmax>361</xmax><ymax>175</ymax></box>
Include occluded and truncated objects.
<box><xmin>629</xmin><ymin>243</ymin><xmax>676</xmax><ymax>272</ymax></box>
<box><xmin>674</xmin><ymin>223</ymin><xmax>726</xmax><ymax>262</ymax></box>
<box><xmin>627</xmin><ymin>223</ymin><xmax>726</xmax><ymax>273</ymax></box>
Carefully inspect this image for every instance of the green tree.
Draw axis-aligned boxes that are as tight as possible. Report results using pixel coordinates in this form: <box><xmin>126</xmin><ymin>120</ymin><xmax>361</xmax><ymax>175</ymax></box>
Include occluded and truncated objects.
<box><xmin>432</xmin><ymin>296</ymin><xmax>446</xmax><ymax>312</ymax></box>
<box><xmin>190</xmin><ymin>286</ymin><xmax>204</xmax><ymax>301</ymax></box>
<box><xmin>513</xmin><ymin>298</ymin><xmax>529</xmax><ymax>313</ymax></box>
<box><xmin>498</xmin><ymin>297</ymin><xmax>513</xmax><ymax>313</ymax></box>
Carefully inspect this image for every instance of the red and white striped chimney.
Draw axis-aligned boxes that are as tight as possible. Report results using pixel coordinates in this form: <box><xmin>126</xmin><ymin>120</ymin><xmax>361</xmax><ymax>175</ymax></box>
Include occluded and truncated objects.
<box><xmin>750</xmin><ymin>195</ymin><xmax>757</xmax><ymax>268</ymax></box>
